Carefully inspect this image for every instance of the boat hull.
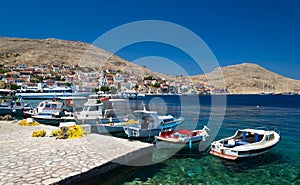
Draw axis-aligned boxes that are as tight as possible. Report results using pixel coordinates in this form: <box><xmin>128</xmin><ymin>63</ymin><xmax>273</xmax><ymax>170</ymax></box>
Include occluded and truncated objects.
<box><xmin>0</xmin><ymin>104</ymin><xmax>31</xmax><ymax>118</ymax></box>
<box><xmin>155</xmin><ymin>129</ymin><xmax>209</xmax><ymax>149</ymax></box>
<box><xmin>155</xmin><ymin>138</ymin><xmax>202</xmax><ymax>149</ymax></box>
<box><xmin>15</xmin><ymin>92</ymin><xmax>89</xmax><ymax>100</ymax></box>
<box><xmin>124</xmin><ymin>123</ymin><xmax>179</xmax><ymax>138</ymax></box>
<box><xmin>96</xmin><ymin>124</ymin><xmax>125</xmax><ymax>134</ymax></box>
<box><xmin>210</xmin><ymin>143</ymin><xmax>278</xmax><ymax>160</ymax></box>
<box><xmin>16</xmin><ymin>92</ymin><xmax>75</xmax><ymax>99</ymax></box>
<box><xmin>75</xmin><ymin>118</ymin><xmax>99</xmax><ymax>126</ymax></box>
<box><xmin>0</xmin><ymin>108</ymin><xmax>24</xmax><ymax>118</ymax></box>
<box><xmin>75</xmin><ymin>118</ymin><xmax>125</xmax><ymax>127</ymax></box>
<box><xmin>32</xmin><ymin>116</ymin><xmax>75</xmax><ymax>126</ymax></box>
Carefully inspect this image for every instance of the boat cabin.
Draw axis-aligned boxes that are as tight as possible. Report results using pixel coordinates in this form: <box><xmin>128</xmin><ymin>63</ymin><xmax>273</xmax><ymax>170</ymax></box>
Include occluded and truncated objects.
<box><xmin>36</xmin><ymin>101</ymin><xmax>63</xmax><ymax>115</ymax></box>
<box><xmin>222</xmin><ymin>129</ymin><xmax>275</xmax><ymax>147</ymax></box>
<box><xmin>134</xmin><ymin>110</ymin><xmax>175</xmax><ymax>129</ymax></box>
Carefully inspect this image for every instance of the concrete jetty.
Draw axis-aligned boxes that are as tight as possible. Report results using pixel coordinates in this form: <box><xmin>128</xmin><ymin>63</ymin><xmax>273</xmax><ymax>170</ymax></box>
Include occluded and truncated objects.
<box><xmin>0</xmin><ymin>121</ymin><xmax>153</xmax><ymax>185</ymax></box>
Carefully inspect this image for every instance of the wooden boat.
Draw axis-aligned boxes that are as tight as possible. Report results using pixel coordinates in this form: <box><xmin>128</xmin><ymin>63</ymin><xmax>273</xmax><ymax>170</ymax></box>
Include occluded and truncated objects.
<box><xmin>155</xmin><ymin>126</ymin><xmax>210</xmax><ymax>149</ymax></box>
<box><xmin>210</xmin><ymin>128</ymin><xmax>280</xmax><ymax>160</ymax></box>
<box><xmin>123</xmin><ymin>108</ymin><xmax>184</xmax><ymax>138</ymax></box>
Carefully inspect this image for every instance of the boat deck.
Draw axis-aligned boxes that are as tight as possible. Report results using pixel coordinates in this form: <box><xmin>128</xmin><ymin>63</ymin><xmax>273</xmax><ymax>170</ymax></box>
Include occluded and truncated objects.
<box><xmin>210</xmin><ymin>150</ymin><xmax>238</xmax><ymax>160</ymax></box>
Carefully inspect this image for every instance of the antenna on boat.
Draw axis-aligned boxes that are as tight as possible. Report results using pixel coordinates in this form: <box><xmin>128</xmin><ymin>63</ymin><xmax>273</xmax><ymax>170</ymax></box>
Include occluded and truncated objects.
<box><xmin>142</xmin><ymin>101</ymin><xmax>147</xmax><ymax>111</ymax></box>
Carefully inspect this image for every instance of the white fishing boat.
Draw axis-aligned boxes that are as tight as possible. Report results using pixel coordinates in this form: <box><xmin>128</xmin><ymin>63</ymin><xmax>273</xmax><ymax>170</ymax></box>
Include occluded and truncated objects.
<box><xmin>74</xmin><ymin>98</ymin><xmax>103</xmax><ymax>125</ymax></box>
<box><xmin>23</xmin><ymin>100</ymin><xmax>64</xmax><ymax>118</ymax></box>
<box><xmin>75</xmin><ymin>98</ymin><xmax>129</xmax><ymax>126</ymax></box>
<box><xmin>155</xmin><ymin>126</ymin><xmax>210</xmax><ymax>149</ymax></box>
<box><xmin>24</xmin><ymin>100</ymin><xmax>74</xmax><ymax>126</ymax></box>
<box><xmin>123</xmin><ymin>108</ymin><xmax>184</xmax><ymax>138</ymax></box>
<box><xmin>210</xmin><ymin>128</ymin><xmax>280</xmax><ymax>160</ymax></box>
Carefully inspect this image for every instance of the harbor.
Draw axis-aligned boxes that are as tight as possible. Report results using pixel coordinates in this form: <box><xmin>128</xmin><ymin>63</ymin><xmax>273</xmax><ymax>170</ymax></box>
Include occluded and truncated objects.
<box><xmin>0</xmin><ymin>120</ymin><xmax>153</xmax><ymax>185</ymax></box>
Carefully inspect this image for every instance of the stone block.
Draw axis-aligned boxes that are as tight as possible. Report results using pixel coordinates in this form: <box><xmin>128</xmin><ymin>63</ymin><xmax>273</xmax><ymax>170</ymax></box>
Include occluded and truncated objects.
<box><xmin>80</xmin><ymin>124</ymin><xmax>91</xmax><ymax>134</ymax></box>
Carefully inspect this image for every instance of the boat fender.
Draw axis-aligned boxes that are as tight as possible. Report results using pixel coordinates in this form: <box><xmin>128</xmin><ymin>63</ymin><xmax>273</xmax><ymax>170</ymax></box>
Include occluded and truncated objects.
<box><xmin>189</xmin><ymin>140</ymin><xmax>192</xmax><ymax>149</ymax></box>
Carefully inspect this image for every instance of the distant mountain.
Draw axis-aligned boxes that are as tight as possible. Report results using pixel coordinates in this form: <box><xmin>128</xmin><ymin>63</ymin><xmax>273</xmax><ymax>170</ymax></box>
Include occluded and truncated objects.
<box><xmin>192</xmin><ymin>63</ymin><xmax>300</xmax><ymax>94</ymax></box>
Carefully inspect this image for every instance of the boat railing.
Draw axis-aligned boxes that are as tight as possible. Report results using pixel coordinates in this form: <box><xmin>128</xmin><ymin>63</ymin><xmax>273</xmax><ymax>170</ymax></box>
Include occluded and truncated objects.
<box><xmin>255</xmin><ymin>126</ymin><xmax>269</xmax><ymax>131</ymax></box>
<box><xmin>274</xmin><ymin>128</ymin><xmax>280</xmax><ymax>135</ymax></box>
<box><xmin>203</xmin><ymin>125</ymin><xmax>210</xmax><ymax>131</ymax></box>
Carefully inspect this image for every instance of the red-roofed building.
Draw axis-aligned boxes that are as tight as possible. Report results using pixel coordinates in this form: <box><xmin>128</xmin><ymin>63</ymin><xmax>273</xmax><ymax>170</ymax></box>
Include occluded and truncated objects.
<box><xmin>6</xmin><ymin>71</ymin><xmax>19</xmax><ymax>77</ymax></box>
<box><xmin>5</xmin><ymin>77</ymin><xmax>17</xmax><ymax>84</ymax></box>
<box><xmin>105</xmin><ymin>74</ymin><xmax>114</xmax><ymax>85</ymax></box>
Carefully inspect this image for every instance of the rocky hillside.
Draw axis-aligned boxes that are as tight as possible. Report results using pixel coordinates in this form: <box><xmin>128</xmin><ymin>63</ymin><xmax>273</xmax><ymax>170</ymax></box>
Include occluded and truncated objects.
<box><xmin>0</xmin><ymin>37</ymin><xmax>170</xmax><ymax>79</ymax></box>
<box><xmin>192</xmin><ymin>63</ymin><xmax>300</xmax><ymax>94</ymax></box>
<box><xmin>1</xmin><ymin>37</ymin><xmax>299</xmax><ymax>94</ymax></box>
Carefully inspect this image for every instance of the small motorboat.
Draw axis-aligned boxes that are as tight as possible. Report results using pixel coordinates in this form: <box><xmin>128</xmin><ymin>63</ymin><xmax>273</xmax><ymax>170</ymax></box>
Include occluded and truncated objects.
<box><xmin>210</xmin><ymin>128</ymin><xmax>280</xmax><ymax>160</ymax></box>
<box><xmin>0</xmin><ymin>100</ymin><xmax>32</xmax><ymax>118</ymax></box>
<box><xmin>155</xmin><ymin>126</ymin><xmax>210</xmax><ymax>149</ymax></box>
<box><xmin>23</xmin><ymin>100</ymin><xmax>64</xmax><ymax>118</ymax></box>
<box><xmin>75</xmin><ymin>98</ymin><xmax>129</xmax><ymax>126</ymax></box>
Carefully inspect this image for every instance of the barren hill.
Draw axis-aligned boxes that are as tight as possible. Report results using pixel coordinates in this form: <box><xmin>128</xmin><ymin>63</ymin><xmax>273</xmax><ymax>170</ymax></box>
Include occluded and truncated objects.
<box><xmin>0</xmin><ymin>37</ymin><xmax>169</xmax><ymax>79</ymax></box>
<box><xmin>192</xmin><ymin>63</ymin><xmax>300</xmax><ymax>94</ymax></box>
<box><xmin>1</xmin><ymin>37</ymin><xmax>299</xmax><ymax>94</ymax></box>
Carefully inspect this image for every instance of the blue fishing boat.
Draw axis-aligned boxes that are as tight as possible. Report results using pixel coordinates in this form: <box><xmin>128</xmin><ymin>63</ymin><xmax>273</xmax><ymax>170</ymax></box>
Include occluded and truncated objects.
<box><xmin>0</xmin><ymin>100</ymin><xmax>32</xmax><ymax>118</ymax></box>
<box><xmin>123</xmin><ymin>107</ymin><xmax>184</xmax><ymax>138</ymax></box>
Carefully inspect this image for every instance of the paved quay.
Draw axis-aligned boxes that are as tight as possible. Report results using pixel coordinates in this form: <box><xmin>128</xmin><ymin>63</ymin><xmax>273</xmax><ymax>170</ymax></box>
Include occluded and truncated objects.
<box><xmin>0</xmin><ymin>121</ymin><xmax>153</xmax><ymax>185</ymax></box>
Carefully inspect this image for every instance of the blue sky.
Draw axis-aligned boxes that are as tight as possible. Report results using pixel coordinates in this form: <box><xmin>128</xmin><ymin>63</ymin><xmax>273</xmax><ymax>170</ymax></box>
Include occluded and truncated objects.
<box><xmin>0</xmin><ymin>0</ymin><xmax>300</xmax><ymax>79</ymax></box>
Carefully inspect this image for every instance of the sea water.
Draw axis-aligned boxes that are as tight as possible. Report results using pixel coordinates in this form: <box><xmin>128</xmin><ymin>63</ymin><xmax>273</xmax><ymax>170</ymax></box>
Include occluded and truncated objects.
<box><xmin>101</xmin><ymin>95</ymin><xmax>300</xmax><ymax>185</ymax></box>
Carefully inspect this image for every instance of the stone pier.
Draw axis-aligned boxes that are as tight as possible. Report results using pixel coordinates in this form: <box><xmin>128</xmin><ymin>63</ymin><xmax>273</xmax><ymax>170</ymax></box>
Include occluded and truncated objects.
<box><xmin>0</xmin><ymin>121</ymin><xmax>153</xmax><ymax>185</ymax></box>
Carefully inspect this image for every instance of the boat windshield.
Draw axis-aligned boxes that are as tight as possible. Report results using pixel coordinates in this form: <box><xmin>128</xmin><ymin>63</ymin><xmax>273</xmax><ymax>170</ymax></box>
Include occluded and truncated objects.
<box><xmin>89</xmin><ymin>106</ymin><xmax>100</xmax><ymax>111</ymax></box>
<box><xmin>141</xmin><ymin>116</ymin><xmax>155</xmax><ymax>129</ymax></box>
<box><xmin>45</xmin><ymin>103</ymin><xmax>62</xmax><ymax>109</ymax></box>
<box><xmin>163</xmin><ymin>118</ymin><xmax>174</xmax><ymax>123</ymax></box>
<box><xmin>234</xmin><ymin>130</ymin><xmax>263</xmax><ymax>143</ymax></box>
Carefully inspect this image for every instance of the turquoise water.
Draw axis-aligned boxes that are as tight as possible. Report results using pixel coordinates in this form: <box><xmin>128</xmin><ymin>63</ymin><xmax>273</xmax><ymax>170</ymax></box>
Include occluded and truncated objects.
<box><xmin>24</xmin><ymin>95</ymin><xmax>300</xmax><ymax>184</ymax></box>
<box><xmin>105</xmin><ymin>95</ymin><xmax>300</xmax><ymax>185</ymax></box>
